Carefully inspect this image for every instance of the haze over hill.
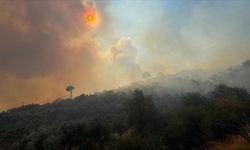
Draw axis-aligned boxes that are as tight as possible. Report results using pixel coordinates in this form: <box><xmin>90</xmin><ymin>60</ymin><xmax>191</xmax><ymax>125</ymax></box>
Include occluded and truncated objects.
<box><xmin>119</xmin><ymin>59</ymin><xmax>250</xmax><ymax>97</ymax></box>
<box><xmin>0</xmin><ymin>59</ymin><xmax>249</xmax><ymax>111</ymax></box>
<box><xmin>1</xmin><ymin>0</ymin><xmax>250</xmax><ymax>110</ymax></box>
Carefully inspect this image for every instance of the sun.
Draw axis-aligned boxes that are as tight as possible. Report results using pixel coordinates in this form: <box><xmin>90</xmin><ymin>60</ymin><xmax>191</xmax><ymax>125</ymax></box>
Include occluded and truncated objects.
<box><xmin>84</xmin><ymin>12</ymin><xmax>97</xmax><ymax>26</ymax></box>
<box><xmin>87</xmin><ymin>15</ymin><xmax>93</xmax><ymax>21</ymax></box>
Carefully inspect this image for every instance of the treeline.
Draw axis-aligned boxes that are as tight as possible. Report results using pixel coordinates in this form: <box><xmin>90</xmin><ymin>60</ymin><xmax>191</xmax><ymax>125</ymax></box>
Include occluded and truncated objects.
<box><xmin>0</xmin><ymin>85</ymin><xmax>250</xmax><ymax>149</ymax></box>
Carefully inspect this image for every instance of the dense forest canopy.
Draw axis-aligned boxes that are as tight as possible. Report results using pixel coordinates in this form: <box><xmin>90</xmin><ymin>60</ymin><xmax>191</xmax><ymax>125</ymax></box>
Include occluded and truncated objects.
<box><xmin>1</xmin><ymin>83</ymin><xmax>250</xmax><ymax>150</ymax></box>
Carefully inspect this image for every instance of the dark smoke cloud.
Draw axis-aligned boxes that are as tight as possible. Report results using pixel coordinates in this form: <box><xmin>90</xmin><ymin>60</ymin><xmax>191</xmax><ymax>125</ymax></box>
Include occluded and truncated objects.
<box><xmin>0</xmin><ymin>0</ymin><xmax>93</xmax><ymax>78</ymax></box>
<box><xmin>0</xmin><ymin>0</ymin><xmax>107</xmax><ymax>109</ymax></box>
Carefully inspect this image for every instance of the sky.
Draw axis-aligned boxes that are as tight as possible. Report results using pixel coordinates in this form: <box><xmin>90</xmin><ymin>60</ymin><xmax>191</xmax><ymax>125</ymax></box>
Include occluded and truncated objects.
<box><xmin>0</xmin><ymin>0</ymin><xmax>250</xmax><ymax>110</ymax></box>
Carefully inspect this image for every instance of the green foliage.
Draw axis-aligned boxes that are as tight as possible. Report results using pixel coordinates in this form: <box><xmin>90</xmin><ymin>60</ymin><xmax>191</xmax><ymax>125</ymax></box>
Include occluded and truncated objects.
<box><xmin>58</xmin><ymin>119</ymin><xmax>111</xmax><ymax>150</ymax></box>
<box><xmin>59</xmin><ymin>121</ymin><xmax>86</xmax><ymax>149</ymax></box>
<box><xmin>164</xmin><ymin>106</ymin><xmax>207</xmax><ymax>149</ymax></box>
<box><xmin>1</xmin><ymin>85</ymin><xmax>250</xmax><ymax>149</ymax></box>
<box><xmin>112</xmin><ymin>135</ymin><xmax>162</xmax><ymax>150</ymax></box>
<box><xmin>163</xmin><ymin>85</ymin><xmax>250</xmax><ymax>149</ymax></box>
<box><xmin>112</xmin><ymin>118</ymin><xmax>128</xmax><ymax>137</ymax></box>
<box><xmin>126</xmin><ymin>89</ymin><xmax>160</xmax><ymax>134</ymax></box>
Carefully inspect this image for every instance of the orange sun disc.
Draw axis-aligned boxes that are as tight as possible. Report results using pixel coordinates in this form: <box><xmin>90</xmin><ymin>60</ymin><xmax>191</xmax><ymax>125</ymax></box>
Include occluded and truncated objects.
<box><xmin>88</xmin><ymin>16</ymin><xmax>93</xmax><ymax>20</ymax></box>
<box><xmin>84</xmin><ymin>12</ymin><xmax>97</xmax><ymax>26</ymax></box>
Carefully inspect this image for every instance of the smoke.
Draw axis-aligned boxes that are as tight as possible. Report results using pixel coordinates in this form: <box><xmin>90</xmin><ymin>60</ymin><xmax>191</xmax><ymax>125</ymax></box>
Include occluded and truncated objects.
<box><xmin>105</xmin><ymin>0</ymin><xmax>250</xmax><ymax>74</ymax></box>
<box><xmin>212</xmin><ymin>60</ymin><xmax>250</xmax><ymax>91</ymax></box>
<box><xmin>0</xmin><ymin>0</ymin><xmax>143</xmax><ymax>109</ymax></box>
<box><xmin>0</xmin><ymin>0</ymin><xmax>96</xmax><ymax>78</ymax></box>
<box><xmin>0</xmin><ymin>0</ymin><xmax>104</xmax><ymax>109</ymax></box>
<box><xmin>101</xmin><ymin>37</ymin><xmax>142</xmax><ymax>87</ymax></box>
<box><xmin>0</xmin><ymin>0</ymin><xmax>250</xmax><ymax>109</ymax></box>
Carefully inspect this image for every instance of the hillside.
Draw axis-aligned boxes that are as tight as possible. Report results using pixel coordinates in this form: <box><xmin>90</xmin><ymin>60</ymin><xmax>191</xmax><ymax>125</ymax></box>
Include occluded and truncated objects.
<box><xmin>1</xmin><ymin>60</ymin><xmax>250</xmax><ymax>149</ymax></box>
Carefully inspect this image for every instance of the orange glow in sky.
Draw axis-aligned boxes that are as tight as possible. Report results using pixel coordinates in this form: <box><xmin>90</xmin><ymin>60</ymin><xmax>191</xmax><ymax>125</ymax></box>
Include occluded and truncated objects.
<box><xmin>84</xmin><ymin>11</ymin><xmax>97</xmax><ymax>26</ymax></box>
<box><xmin>88</xmin><ymin>15</ymin><xmax>93</xmax><ymax>21</ymax></box>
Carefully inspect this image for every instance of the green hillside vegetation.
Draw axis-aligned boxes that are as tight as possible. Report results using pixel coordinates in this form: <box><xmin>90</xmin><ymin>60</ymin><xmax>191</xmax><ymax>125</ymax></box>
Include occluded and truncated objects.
<box><xmin>0</xmin><ymin>84</ymin><xmax>250</xmax><ymax>149</ymax></box>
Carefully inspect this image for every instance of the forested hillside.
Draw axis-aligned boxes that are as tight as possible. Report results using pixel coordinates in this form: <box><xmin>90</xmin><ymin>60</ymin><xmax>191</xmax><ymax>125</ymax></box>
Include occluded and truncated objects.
<box><xmin>1</xmin><ymin>84</ymin><xmax>250</xmax><ymax>150</ymax></box>
<box><xmin>1</xmin><ymin>60</ymin><xmax>250</xmax><ymax>149</ymax></box>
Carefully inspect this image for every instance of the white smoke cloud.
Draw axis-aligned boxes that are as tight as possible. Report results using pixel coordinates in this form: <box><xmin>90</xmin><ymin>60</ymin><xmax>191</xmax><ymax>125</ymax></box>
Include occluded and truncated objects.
<box><xmin>106</xmin><ymin>37</ymin><xmax>142</xmax><ymax>84</ymax></box>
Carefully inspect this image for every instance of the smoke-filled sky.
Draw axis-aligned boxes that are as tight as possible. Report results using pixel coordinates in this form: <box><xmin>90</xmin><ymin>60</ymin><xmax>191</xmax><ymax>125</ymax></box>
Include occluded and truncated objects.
<box><xmin>0</xmin><ymin>0</ymin><xmax>250</xmax><ymax>110</ymax></box>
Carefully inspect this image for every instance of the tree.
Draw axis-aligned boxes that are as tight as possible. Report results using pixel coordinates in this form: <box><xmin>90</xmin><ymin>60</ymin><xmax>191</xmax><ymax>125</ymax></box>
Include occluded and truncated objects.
<box><xmin>59</xmin><ymin>119</ymin><xmax>111</xmax><ymax>150</ymax></box>
<box><xmin>210</xmin><ymin>84</ymin><xmax>250</xmax><ymax>142</ymax></box>
<box><xmin>59</xmin><ymin>121</ymin><xmax>86</xmax><ymax>150</ymax></box>
<box><xmin>112</xmin><ymin>118</ymin><xmax>128</xmax><ymax>139</ymax></box>
<box><xmin>86</xmin><ymin>118</ymin><xmax>111</xmax><ymax>149</ymax></box>
<box><xmin>163</xmin><ymin>106</ymin><xmax>207</xmax><ymax>150</ymax></box>
<box><xmin>65</xmin><ymin>85</ymin><xmax>75</xmax><ymax>99</ymax></box>
<box><xmin>126</xmin><ymin>90</ymin><xmax>159</xmax><ymax>135</ymax></box>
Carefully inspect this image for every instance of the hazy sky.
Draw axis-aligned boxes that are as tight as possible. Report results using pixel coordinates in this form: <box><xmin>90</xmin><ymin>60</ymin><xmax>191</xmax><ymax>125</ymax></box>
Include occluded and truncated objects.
<box><xmin>0</xmin><ymin>0</ymin><xmax>250</xmax><ymax>109</ymax></box>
